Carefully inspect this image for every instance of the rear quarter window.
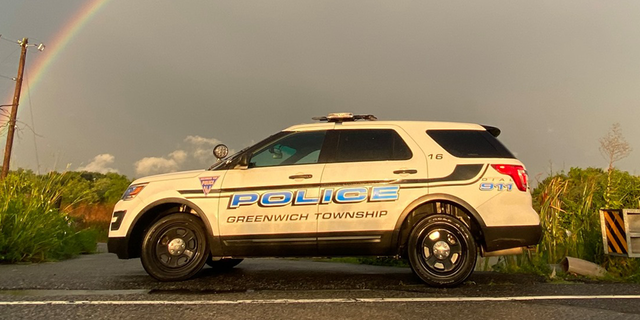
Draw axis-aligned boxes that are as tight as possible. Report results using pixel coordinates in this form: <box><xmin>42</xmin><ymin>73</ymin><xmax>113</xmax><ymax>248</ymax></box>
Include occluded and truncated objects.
<box><xmin>427</xmin><ymin>130</ymin><xmax>515</xmax><ymax>158</ymax></box>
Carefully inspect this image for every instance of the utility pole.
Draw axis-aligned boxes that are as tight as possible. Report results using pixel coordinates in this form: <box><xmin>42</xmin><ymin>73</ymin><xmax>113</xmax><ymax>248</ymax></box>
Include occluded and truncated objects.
<box><xmin>1</xmin><ymin>38</ymin><xmax>28</xmax><ymax>180</ymax></box>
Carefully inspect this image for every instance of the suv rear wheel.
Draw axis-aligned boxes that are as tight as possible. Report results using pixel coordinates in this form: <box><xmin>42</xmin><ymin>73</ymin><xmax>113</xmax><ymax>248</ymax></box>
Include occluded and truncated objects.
<box><xmin>141</xmin><ymin>213</ymin><xmax>209</xmax><ymax>281</ymax></box>
<box><xmin>408</xmin><ymin>214</ymin><xmax>477</xmax><ymax>287</ymax></box>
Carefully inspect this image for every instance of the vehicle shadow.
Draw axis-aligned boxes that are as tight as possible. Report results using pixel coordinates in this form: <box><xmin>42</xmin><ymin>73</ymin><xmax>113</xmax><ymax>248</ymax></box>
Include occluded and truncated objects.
<box><xmin>143</xmin><ymin>259</ymin><xmax>545</xmax><ymax>293</ymax></box>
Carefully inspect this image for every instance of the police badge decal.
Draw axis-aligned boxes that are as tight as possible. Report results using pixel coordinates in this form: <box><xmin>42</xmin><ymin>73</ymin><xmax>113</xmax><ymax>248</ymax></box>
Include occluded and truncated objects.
<box><xmin>199</xmin><ymin>176</ymin><xmax>219</xmax><ymax>196</ymax></box>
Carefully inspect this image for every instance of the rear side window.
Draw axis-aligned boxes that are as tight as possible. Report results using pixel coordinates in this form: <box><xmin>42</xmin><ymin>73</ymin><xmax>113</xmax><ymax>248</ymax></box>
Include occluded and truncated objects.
<box><xmin>333</xmin><ymin>129</ymin><xmax>412</xmax><ymax>162</ymax></box>
<box><xmin>427</xmin><ymin>130</ymin><xmax>515</xmax><ymax>158</ymax></box>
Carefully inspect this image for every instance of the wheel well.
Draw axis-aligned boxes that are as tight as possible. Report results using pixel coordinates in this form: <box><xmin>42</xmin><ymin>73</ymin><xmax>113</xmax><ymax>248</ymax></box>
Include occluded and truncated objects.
<box><xmin>127</xmin><ymin>203</ymin><xmax>196</xmax><ymax>258</ymax></box>
<box><xmin>396</xmin><ymin>200</ymin><xmax>484</xmax><ymax>256</ymax></box>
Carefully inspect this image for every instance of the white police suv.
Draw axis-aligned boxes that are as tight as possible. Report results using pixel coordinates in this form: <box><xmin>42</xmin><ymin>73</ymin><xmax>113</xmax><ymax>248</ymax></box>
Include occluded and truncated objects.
<box><xmin>108</xmin><ymin>113</ymin><xmax>541</xmax><ymax>287</ymax></box>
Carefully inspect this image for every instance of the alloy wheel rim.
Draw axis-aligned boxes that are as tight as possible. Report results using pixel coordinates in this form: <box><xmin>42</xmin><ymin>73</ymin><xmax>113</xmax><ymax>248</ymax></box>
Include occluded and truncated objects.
<box><xmin>420</xmin><ymin>228</ymin><xmax>464</xmax><ymax>273</ymax></box>
<box><xmin>155</xmin><ymin>226</ymin><xmax>199</xmax><ymax>268</ymax></box>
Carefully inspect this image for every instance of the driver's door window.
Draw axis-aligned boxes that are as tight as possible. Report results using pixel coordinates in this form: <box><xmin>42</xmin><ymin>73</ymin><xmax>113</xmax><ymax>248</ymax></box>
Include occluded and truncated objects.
<box><xmin>249</xmin><ymin>131</ymin><xmax>326</xmax><ymax>168</ymax></box>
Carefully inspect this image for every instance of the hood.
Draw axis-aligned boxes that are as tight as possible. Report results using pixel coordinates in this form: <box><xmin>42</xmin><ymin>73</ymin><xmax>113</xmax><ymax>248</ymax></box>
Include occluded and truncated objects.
<box><xmin>132</xmin><ymin>170</ymin><xmax>204</xmax><ymax>184</ymax></box>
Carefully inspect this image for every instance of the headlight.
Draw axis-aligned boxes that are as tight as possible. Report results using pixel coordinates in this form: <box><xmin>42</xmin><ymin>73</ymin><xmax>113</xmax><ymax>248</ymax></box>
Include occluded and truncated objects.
<box><xmin>122</xmin><ymin>183</ymin><xmax>147</xmax><ymax>201</ymax></box>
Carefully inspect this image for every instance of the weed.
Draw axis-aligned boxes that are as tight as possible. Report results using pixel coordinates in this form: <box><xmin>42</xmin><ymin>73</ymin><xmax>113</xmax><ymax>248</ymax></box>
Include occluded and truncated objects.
<box><xmin>495</xmin><ymin>167</ymin><xmax>640</xmax><ymax>281</ymax></box>
<box><xmin>0</xmin><ymin>170</ymin><xmax>98</xmax><ymax>262</ymax></box>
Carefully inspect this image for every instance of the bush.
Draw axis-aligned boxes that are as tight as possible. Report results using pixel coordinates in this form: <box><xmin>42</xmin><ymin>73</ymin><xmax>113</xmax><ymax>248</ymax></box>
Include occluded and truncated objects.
<box><xmin>0</xmin><ymin>170</ymin><xmax>98</xmax><ymax>262</ymax></box>
<box><xmin>68</xmin><ymin>203</ymin><xmax>114</xmax><ymax>242</ymax></box>
<box><xmin>61</xmin><ymin>171</ymin><xmax>131</xmax><ymax>242</ymax></box>
<box><xmin>494</xmin><ymin>167</ymin><xmax>640</xmax><ymax>280</ymax></box>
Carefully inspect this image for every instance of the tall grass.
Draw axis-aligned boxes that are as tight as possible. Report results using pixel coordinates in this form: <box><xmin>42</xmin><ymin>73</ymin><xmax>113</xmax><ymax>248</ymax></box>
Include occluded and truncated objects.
<box><xmin>536</xmin><ymin>175</ymin><xmax>602</xmax><ymax>262</ymax></box>
<box><xmin>538</xmin><ymin>176</ymin><xmax>569</xmax><ymax>264</ymax></box>
<box><xmin>494</xmin><ymin>168</ymin><xmax>640</xmax><ymax>280</ymax></box>
<box><xmin>0</xmin><ymin>171</ymin><xmax>97</xmax><ymax>262</ymax></box>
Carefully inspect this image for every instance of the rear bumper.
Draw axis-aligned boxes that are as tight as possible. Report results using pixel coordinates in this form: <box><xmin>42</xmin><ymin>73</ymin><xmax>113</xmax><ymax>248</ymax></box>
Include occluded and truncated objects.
<box><xmin>107</xmin><ymin>237</ymin><xmax>131</xmax><ymax>259</ymax></box>
<box><xmin>482</xmin><ymin>224</ymin><xmax>542</xmax><ymax>252</ymax></box>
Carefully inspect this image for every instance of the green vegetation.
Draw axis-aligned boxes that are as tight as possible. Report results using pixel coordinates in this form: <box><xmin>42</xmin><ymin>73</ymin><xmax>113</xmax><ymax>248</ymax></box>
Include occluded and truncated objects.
<box><xmin>494</xmin><ymin>167</ymin><xmax>640</xmax><ymax>281</ymax></box>
<box><xmin>59</xmin><ymin>171</ymin><xmax>131</xmax><ymax>240</ymax></box>
<box><xmin>495</xmin><ymin>124</ymin><xmax>637</xmax><ymax>281</ymax></box>
<box><xmin>0</xmin><ymin>169</ymin><xmax>130</xmax><ymax>263</ymax></box>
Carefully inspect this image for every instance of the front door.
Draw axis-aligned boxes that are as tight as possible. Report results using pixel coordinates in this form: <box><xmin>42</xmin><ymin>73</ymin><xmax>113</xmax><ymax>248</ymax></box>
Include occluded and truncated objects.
<box><xmin>218</xmin><ymin>130</ymin><xmax>328</xmax><ymax>256</ymax></box>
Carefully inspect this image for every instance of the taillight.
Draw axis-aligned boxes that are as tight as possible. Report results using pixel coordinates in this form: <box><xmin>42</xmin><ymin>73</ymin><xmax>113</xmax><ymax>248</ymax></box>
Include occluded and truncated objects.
<box><xmin>491</xmin><ymin>164</ymin><xmax>529</xmax><ymax>191</ymax></box>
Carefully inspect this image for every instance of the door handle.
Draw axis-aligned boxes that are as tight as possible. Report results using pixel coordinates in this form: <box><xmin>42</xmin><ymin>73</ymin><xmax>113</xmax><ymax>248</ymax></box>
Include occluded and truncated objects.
<box><xmin>289</xmin><ymin>174</ymin><xmax>313</xmax><ymax>179</ymax></box>
<box><xmin>393</xmin><ymin>169</ymin><xmax>418</xmax><ymax>175</ymax></box>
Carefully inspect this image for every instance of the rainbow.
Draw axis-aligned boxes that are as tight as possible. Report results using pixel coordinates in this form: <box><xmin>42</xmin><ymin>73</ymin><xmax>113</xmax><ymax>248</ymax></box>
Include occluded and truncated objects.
<box><xmin>2</xmin><ymin>0</ymin><xmax>110</xmax><ymax>126</ymax></box>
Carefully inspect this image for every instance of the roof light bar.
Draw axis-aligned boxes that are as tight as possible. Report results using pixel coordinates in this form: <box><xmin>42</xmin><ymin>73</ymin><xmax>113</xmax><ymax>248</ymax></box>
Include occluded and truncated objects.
<box><xmin>312</xmin><ymin>113</ymin><xmax>378</xmax><ymax>122</ymax></box>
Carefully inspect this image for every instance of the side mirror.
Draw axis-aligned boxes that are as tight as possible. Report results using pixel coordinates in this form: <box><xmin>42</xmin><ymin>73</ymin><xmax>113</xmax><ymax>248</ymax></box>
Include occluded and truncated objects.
<box><xmin>213</xmin><ymin>144</ymin><xmax>229</xmax><ymax>160</ymax></box>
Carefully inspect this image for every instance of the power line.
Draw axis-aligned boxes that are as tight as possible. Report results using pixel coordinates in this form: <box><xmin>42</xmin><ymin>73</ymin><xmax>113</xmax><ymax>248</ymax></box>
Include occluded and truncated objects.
<box><xmin>0</xmin><ymin>47</ymin><xmax>20</xmax><ymax>66</ymax></box>
<box><xmin>25</xmin><ymin>68</ymin><xmax>40</xmax><ymax>174</ymax></box>
<box><xmin>0</xmin><ymin>36</ymin><xmax>19</xmax><ymax>44</ymax></box>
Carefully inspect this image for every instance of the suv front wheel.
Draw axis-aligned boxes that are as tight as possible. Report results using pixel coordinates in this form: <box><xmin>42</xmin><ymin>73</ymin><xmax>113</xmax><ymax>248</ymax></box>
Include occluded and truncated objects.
<box><xmin>141</xmin><ymin>213</ymin><xmax>209</xmax><ymax>281</ymax></box>
<box><xmin>408</xmin><ymin>214</ymin><xmax>477</xmax><ymax>287</ymax></box>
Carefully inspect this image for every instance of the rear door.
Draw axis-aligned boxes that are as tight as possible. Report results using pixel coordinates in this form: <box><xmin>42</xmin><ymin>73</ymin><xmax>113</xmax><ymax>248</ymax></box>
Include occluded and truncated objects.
<box><xmin>317</xmin><ymin>125</ymin><xmax>427</xmax><ymax>255</ymax></box>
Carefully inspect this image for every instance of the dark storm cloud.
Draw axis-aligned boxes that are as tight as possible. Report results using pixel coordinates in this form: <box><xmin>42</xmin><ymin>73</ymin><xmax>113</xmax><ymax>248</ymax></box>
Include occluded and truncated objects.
<box><xmin>1</xmin><ymin>1</ymin><xmax>639</xmax><ymax>177</ymax></box>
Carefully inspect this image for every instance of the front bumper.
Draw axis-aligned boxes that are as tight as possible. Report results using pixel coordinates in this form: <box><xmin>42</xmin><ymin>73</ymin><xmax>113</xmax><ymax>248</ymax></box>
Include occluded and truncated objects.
<box><xmin>107</xmin><ymin>237</ymin><xmax>131</xmax><ymax>259</ymax></box>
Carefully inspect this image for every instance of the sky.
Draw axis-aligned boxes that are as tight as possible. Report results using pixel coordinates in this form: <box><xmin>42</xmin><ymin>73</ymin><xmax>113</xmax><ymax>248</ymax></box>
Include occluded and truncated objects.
<box><xmin>0</xmin><ymin>0</ymin><xmax>639</xmax><ymax>180</ymax></box>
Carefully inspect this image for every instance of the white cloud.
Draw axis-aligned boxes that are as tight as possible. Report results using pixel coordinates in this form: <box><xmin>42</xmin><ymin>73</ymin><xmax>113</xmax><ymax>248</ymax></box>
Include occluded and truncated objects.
<box><xmin>134</xmin><ymin>150</ymin><xmax>186</xmax><ymax>176</ymax></box>
<box><xmin>184</xmin><ymin>135</ymin><xmax>221</xmax><ymax>146</ymax></box>
<box><xmin>77</xmin><ymin>154</ymin><xmax>119</xmax><ymax>174</ymax></box>
<box><xmin>169</xmin><ymin>150</ymin><xmax>188</xmax><ymax>164</ymax></box>
<box><xmin>185</xmin><ymin>135</ymin><xmax>222</xmax><ymax>164</ymax></box>
<box><xmin>133</xmin><ymin>136</ymin><xmax>230</xmax><ymax>177</ymax></box>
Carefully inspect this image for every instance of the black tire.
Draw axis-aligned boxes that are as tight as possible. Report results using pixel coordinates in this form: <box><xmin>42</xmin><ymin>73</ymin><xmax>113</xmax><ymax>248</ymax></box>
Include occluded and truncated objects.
<box><xmin>141</xmin><ymin>213</ymin><xmax>209</xmax><ymax>281</ymax></box>
<box><xmin>407</xmin><ymin>214</ymin><xmax>477</xmax><ymax>287</ymax></box>
<box><xmin>206</xmin><ymin>257</ymin><xmax>244</xmax><ymax>270</ymax></box>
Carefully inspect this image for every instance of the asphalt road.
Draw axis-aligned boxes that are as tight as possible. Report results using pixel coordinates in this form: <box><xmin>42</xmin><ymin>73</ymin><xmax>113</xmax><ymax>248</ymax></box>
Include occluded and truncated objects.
<box><xmin>1</xmin><ymin>244</ymin><xmax>640</xmax><ymax>319</ymax></box>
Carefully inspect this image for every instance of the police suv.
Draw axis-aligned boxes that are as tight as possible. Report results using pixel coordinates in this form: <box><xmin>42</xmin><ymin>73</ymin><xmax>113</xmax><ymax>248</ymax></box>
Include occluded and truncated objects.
<box><xmin>108</xmin><ymin>113</ymin><xmax>541</xmax><ymax>287</ymax></box>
